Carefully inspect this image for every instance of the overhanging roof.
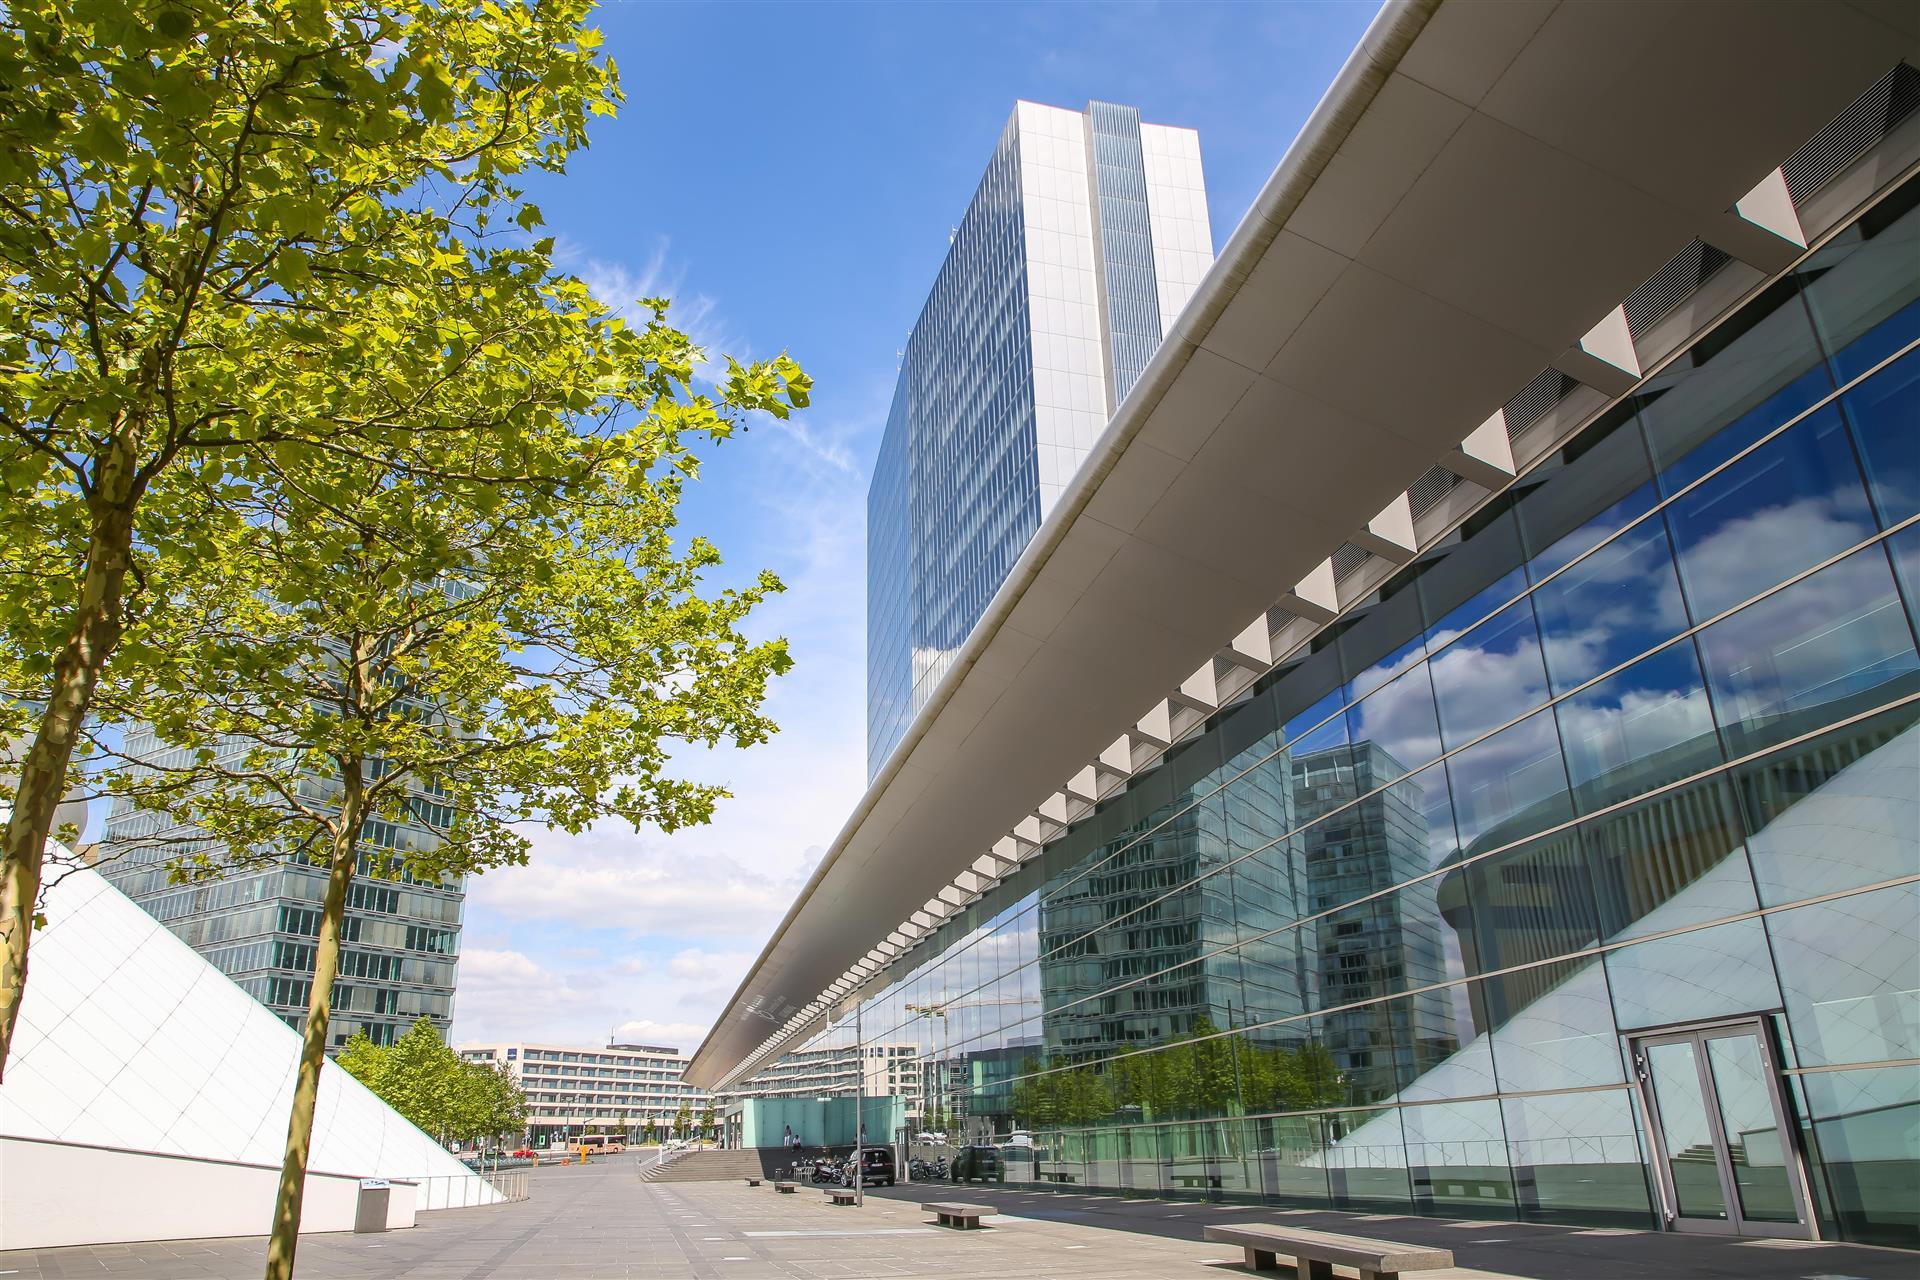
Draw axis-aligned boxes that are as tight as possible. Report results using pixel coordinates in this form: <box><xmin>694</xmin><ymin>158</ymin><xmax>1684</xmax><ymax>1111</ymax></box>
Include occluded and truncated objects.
<box><xmin>686</xmin><ymin>0</ymin><xmax>1917</xmax><ymax>1091</ymax></box>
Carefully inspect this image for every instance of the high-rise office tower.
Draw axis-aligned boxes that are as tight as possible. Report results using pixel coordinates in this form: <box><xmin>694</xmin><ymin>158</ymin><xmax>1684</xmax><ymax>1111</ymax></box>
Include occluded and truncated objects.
<box><xmin>866</xmin><ymin>100</ymin><xmax>1212</xmax><ymax>775</ymax></box>
<box><xmin>99</xmin><ymin>724</ymin><xmax>464</xmax><ymax>1051</ymax></box>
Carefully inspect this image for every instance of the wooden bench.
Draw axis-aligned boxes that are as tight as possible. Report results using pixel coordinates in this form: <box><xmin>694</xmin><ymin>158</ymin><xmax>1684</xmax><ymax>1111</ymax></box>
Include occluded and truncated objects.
<box><xmin>1203</xmin><ymin>1225</ymin><xmax>1451</xmax><ymax>1280</ymax></box>
<box><xmin>744</xmin><ymin>1177</ymin><xmax>762</xmax><ymax>1187</ymax></box>
<box><xmin>825</xmin><ymin>1187</ymin><xmax>859</xmax><ymax>1205</ymax></box>
<box><xmin>923</xmin><ymin>1201</ymin><xmax>992</xmax><ymax>1230</ymax></box>
<box><xmin>774</xmin><ymin>1181</ymin><xmax>797</xmax><ymax>1194</ymax></box>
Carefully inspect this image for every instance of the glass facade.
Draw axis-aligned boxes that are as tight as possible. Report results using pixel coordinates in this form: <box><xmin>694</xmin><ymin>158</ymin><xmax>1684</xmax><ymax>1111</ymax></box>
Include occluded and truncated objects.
<box><xmin>1087</xmin><ymin>100</ymin><xmax>1163</xmax><ymax>406</ymax></box>
<box><xmin>101</xmin><ymin>727</ymin><xmax>466</xmax><ymax>1049</ymax></box>
<box><xmin>824</xmin><ymin>175</ymin><xmax>1920</xmax><ymax>1246</ymax></box>
<box><xmin>866</xmin><ymin>115</ymin><xmax>1039</xmax><ymax>774</ymax></box>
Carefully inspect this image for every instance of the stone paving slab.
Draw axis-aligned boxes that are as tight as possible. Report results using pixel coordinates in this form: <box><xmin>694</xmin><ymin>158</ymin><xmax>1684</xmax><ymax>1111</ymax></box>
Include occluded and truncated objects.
<box><xmin>0</xmin><ymin>1158</ymin><xmax>1911</xmax><ymax>1279</ymax></box>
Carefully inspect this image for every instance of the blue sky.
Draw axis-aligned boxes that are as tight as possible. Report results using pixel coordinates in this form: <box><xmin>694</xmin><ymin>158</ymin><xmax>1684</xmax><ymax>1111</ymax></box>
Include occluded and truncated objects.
<box><xmin>452</xmin><ymin>0</ymin><xmax>1382</xmax><ymax>1051</ymax></box>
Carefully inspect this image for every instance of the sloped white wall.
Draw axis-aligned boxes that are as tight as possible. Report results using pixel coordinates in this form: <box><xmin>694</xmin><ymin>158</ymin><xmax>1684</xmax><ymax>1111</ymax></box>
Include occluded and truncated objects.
<box><xmin>0</xmin><ymin>865</ymin><xmax>495</xmax><ymax>1247</ymax></box>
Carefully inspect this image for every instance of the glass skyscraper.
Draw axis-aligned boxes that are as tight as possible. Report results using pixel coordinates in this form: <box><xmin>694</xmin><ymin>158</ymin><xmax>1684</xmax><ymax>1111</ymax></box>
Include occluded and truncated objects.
<box><xmin>774</xmin><ymin>66</ymin><xmax>1920</xmax><ymax>1250</ymax></box>
<box><xmin>866</xmin><ymin>100</ymin><xmax>1212</xmax><ymax>775</ymax></box>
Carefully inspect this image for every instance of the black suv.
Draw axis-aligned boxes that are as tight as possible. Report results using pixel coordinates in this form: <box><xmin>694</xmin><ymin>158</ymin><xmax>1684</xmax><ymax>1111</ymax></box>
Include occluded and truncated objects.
<box><xmin>950</xmin><ymin>1144</ymin><xmax>1002</xmax><ymax>1183</ymax></box>
<box><xmin>846</xmin><ymin>1145</ymin><xmax>896</xmax><ymax>1187</ymax></box>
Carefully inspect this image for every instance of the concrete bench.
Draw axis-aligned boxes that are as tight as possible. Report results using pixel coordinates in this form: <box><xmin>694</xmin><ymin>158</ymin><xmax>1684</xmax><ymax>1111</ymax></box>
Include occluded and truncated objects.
<box><xmin>1170</xmin><ymin>1172</ymin><xmax>1222</xmax><ymax>1189</ymax></box>
<box><xmin>774</xmin><ymin>1181</ymin><xmax>797</xmax><ymax>1194</ymax></box>
<box><xmin>1036</xmin><ymin>1170</ymin><xmax>1077</xmax><ymax>1183</ymax></box>
<box><xmin>825</xmin><ymin>1187</ymin><xmax>859</xmax><ymax>1205</ymax></box>
<box><xmin>1204</xmin><ymin>1225</ymin><xmax>1451</xmax><ymax>1279</ymax></box>
<box><xmin>923</xmin><ymin>1201</ymin><xmax>992</xmax><ymax>1229</ymax></box>
<box><xmin>744</xmin><ymin>1177</ymin><xmax>762</xmax><ymax>1187</ymax></box>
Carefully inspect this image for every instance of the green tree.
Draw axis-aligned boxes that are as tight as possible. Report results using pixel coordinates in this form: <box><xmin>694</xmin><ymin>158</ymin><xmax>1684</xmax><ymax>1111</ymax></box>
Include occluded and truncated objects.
<box><xmin>1060</xmin><ymin>1063</ymin><xmax>1111</xmax><ymax>1127</ymax></box>
<box><xmin>336</xmin><ymin>1019</ymin><xmax>527</xmax><ymax>1149</ymax></box>
<box><xmin>0</xmin><ymin>0</ymin><xmax>625</xmax><ymax>1102</ymax></box>
<box><xmin>94</xmin><ymin>277</ymin><xmax>802</xmax><ymax>1272</ymax></box>
<box><xmin>674</xmin><ymin>1101</ymin><xmax>691</xmax><ymax>1140</ymax></box>
<box><xmin>700</xmin><ymin>1102</ymin><xmax>716</xmax><ymax>1140</ymax></box>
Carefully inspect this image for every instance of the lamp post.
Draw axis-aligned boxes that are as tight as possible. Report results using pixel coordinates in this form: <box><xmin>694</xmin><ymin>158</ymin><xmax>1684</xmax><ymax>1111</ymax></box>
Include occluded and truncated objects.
<box><xmin>855</xmin><ymin>996</ymin><xmax>865</xmax><ymax>1208</ymax></box>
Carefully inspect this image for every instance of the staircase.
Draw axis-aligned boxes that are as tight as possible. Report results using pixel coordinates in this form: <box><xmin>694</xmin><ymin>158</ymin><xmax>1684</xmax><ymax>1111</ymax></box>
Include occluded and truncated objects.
<box><xmin>639</xmin><ymin>1148</ymin><xmax>792</xmax><ymax>1183</ymax></box>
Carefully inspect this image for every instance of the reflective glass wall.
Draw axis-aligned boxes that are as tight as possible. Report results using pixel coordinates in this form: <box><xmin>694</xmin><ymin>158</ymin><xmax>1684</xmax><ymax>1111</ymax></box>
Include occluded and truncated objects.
<box><xmin>821</xmin><ymin>173</ymin><xmax>1919</xmax><ymax>1246</ymax></box>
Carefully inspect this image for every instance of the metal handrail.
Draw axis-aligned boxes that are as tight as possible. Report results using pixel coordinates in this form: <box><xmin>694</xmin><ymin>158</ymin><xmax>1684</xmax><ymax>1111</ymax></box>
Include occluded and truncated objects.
<box><xmin>414</xmin><ymin>1168</ymin><xmax>528</xmax><ymax>1209</ymax></box>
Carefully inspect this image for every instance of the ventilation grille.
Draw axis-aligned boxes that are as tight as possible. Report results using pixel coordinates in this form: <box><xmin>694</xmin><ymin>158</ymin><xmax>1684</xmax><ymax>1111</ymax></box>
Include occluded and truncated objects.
<box><xmin>1408</xmin><ymin>464</ymin><xmax>1463</xmax><ymax>518</ymax></box>
<box><xmin>1331</xmin><ymin>542</ymin><xmax>1370</xmax><ymax>581</ymax></box>
<box><xmin>1782</xmin><ymin>62</ymin><xmax>1920</xmax><ymax>205</ymax></box>
<box><xmin>1502</xmin><ymin>369</ymin><xmax>1579</xmax><ymax>439</ymax></box>
<box><xmin>1621</xmin><ymin>240</ymin><xmax>1734</xmax><ymax>340</ymax></box>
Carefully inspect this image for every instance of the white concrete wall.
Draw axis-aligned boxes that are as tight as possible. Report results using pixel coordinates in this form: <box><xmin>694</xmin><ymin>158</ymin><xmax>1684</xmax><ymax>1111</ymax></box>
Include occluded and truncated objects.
<box><xmin>1139</xmin><ymin>122</ymin><xmax>1213</xmax><ymax>332</ymax></box>
<box><xmin>0</xmin><ymin>1137</ymin><xmax>416</xmax><ymax>1249</ymax></box>
<box><xmin>1015</xmin><ymin>101</ymin><xmax>1109</xmax><ymax>518</ymax></box>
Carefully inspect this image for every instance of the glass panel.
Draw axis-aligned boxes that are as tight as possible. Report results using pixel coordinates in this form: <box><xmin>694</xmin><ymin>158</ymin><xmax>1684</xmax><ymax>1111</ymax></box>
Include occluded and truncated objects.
<box><xmin>1582</xmin><ymin>776</ymin><xmax>1756</xmax><ymax>942</ymax></box>
<box><xmin>1555</xmin><ymin>640</ymin><xmax>1720</xmax><ymax>814</ymax></box>
<box><xmin>1800</xmin><ymin>190</ymin><xmax>1920</xmax><ymax>384</ymax></box>
<box><xmin>1517</xmin><ymin>407</ymin><xmax>1659</xmax><ymax>581</ymax></box>
<box><xmin>1697</xmin><ymin>543</ymin><xmax>1920</xmax><ymax>760</ymax></box>
<box><xmin>1703</xmin><ymin>1033</ymin><xmax>1797</xmax><ymax>1223</ymax></box>
<box><xmin>1212</xmin><ymin>1116</ymin><xmax>1260</xmax><ymax>1200</ymax></box>
<box><xmin>1767</xmin><ymin>885</ymin><xmax>1920</xmax><ymax>1070</ymax></box>
<box><xmin>1419</xmin><ymin>501</ymin><xmax>1530</xmax><ymax>643</ymax></box>
<box><xmin>1841</xmin><ymin>349</ymin><xmax>1920</xmax><ymax>527</ymax></box>
<box><xmin>1485</xmin><ymin>957</ymin><xmax>1623</xmax><ymax>1094</ymax></box>
<box><xmin>1503</xmin><ymin>1089</ymin><xmax>1654</xmax><ymax>1226</ymax></box>
<box><xmin>1223</xmin><ymin>750</ymin><xmax>1295</xmax><ymax>859</ymax></box>
<box><xmin>1645</xmin><ymin>1039</ymin><xmax>1728</xmax><ymax>1220</ymax></box>
<box><xmin>1666</xmin><ymin>406</ymin><xmax>1874</xmax><ymax>623</ymax></box>
<box><xmin>1430</xmin><ymin>598</ymin><xmax>1552</xmax><ymax>751</ymax></box>
<box><xmin>1345</xmin><ymin>661</ymin><xmax>1443</xmax><ymax>780</ymax></box>
<box><xmin>1251</xmin><ymin>1111</ymin><xmax>1331</xmax><ymax>1205</ymax></box>
<box><xmin>1637</xmin><ymin>275</ymin><xmax>1832</xmax><ymax>496</ymax></box>
<box><xmin>1446</xmin><ymin>709</ymin><xmax>1573</xmax><ymax>856</ymax></box>
<box><xmin>1735</xmin><ymin>700</ymin><xmax>1920</xmax><ymax>907</ymax></box>
<box><xmin>1891</xmin><ymin>522</ymin><xmax>1920</xmax><ymax>638</ymax></box>
<box><xmin>1456</xmin><ymin>833</ymin><xmax>1599</xmax><ymax>977</ymax></box>
<box><xmin>1325</xmin><ymin>1106</ymin><xmax>1414</xmax><ymax>1211</ymax></box>
<box><xmin>1339</xmin><ymin>587</ymin><xmax>1428</xmax><ymax>704</ymax></box>
<box><xmin>1797</xmin><ymin>1066</ymin><xmax>1920</xmax><ymax>1249</ymax></box>
<box><xmin>1531</xmin><ymin>514</ymin><xmax>1689</xmax><ymax>695</ymax></box>
<box><xmin>1405</xmin><ymin>1098</ymin><xmax>1515</xmax><ymax>1219</ymax></box>
<box><xmin>1605</xmin><ymin>919</ymin><xmax>1781</xmax><ymax>1032</ymax></box>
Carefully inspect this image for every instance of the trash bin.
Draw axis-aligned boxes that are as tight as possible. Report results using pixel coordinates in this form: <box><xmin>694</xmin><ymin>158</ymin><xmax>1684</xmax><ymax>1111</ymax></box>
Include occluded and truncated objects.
<box><xmin>353</xmin><ymin>1178</ymin><xmax>392</xmax><ymax>1233</ymax></box>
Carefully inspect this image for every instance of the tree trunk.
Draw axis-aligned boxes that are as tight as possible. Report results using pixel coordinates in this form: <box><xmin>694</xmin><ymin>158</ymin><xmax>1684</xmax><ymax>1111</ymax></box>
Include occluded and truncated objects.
<box><xmin>264</xmin><ymin>768</ymin><xmax>363</xmax><ymax>1280</ymax></box>
<box><xmin>0</xmin><ymin>430</ymin><xmax>143</xmax><ymax>1081</ymax></box>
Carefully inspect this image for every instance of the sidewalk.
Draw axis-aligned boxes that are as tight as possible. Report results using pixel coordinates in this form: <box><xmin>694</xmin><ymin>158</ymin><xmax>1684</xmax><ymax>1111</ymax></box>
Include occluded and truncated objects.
<box><xmin>0</xmin><ymin>1159</ymin><xmax>1909</xmax><ymax>1279</ymax></box>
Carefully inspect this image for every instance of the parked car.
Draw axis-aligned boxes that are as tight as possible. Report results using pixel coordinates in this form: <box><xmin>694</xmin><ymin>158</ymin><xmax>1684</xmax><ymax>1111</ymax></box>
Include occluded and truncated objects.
<box><xmin>843</xmin><ymin>1146</ymin><xmax>896</xmax><ymax>1187</ymax></box>
<box><xmin>511</xmin><ymin>1148</ymin><xmax>535</xmax><ymax>1159</ymax></box>
<box><xmin>950</xmin><ymin>1144</ymin><xmax>1003</xmax><ymax>1183</ymax></box>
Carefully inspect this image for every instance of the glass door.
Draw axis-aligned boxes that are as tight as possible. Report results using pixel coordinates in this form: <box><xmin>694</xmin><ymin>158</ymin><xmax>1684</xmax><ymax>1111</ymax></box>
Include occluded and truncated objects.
<box><xmin>1630</xmin><ymin>1019</ymin><xmax>1813</xmax><ymax>1239</ymax></box>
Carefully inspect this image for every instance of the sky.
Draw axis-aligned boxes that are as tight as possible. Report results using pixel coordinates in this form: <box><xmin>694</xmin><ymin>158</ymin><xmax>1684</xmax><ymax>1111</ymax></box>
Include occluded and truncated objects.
<box><xmin>448</xmin><ymin>0</ymin><xmax>1383</xmax><ymax>1053</ymax></box>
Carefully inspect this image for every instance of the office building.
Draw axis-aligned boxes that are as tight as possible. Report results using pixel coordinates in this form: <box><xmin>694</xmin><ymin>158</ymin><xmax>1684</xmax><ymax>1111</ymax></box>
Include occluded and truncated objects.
<box><xmin>99</xmin><ymin>724</ymin><xmax>464</xmax><ymax>1050</ymax></box>
<box><xmin>867</xmin><ymin>99</ymin><xmax>1212</xmax><ymax>773</ymax></box>
<box><xmin>458</xmin><ymin>1041</ymin><xmax>707</xmax><ymax>1147</ymax></box>
<box><xmin>693</xmin><ymin>3</ymin><xmax>1920</xmax><ymax>1254</ymax></box>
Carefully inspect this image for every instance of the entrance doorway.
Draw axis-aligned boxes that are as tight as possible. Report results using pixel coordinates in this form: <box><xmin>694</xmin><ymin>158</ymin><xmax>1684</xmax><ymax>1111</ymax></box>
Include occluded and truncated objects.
<box><xmin>1629</xmin><ymin>1017</ymin><xmax>1814</xmax><ymax>1239</ymax></box>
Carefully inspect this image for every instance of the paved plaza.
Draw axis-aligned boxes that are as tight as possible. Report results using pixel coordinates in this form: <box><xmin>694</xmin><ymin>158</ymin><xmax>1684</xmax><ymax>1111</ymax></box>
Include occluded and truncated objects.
<box><xmin>0</xmin><ymin>1159</ymin><xmax>1912</xmax><ymax>1280</ymax></box>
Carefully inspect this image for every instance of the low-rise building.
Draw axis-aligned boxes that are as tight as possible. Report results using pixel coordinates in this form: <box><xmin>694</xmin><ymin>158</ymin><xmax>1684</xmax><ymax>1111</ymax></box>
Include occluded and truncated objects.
<box><xmin>458</xmin><ymin>1040</ymin><xmax>708</xmax><ymax>1148</ymax></box>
